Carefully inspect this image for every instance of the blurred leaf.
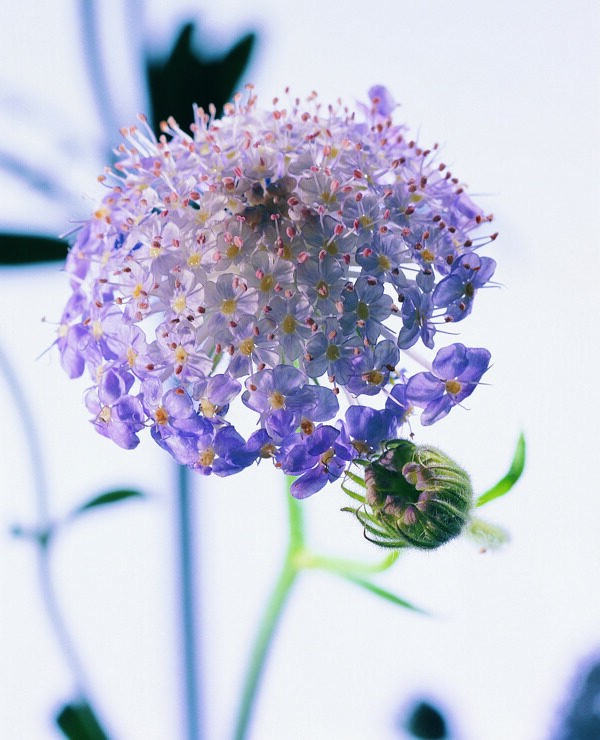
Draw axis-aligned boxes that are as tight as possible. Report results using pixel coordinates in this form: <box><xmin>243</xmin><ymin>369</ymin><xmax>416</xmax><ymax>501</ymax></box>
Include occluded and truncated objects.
<box><xmin>553</xmin><ymin>654</ymin><xmax>600</xmax><ymax>739</ymax></box>
<box><xmin>0</xmin><ymin>233</ymin><xmax>67</xmax><ymax>265</ymax></box>
<box><xmin>55</xmin><ymin>701</ymin><xmax>110</xmax><ymax>740</ymax></box>
<box><xmin>146</xmin><ymin>22</ymin><xmax>255</xmax><ymax>132</ymax></box>
<box><xmin>71</xmin><ymin>489</ymin><xmax>145</xmax><ymax>517</ymax></box>
<box><xmin>476</xmin><ymin>432</ymin><xmax>526</xmax><ymax>507</ymax></box>
<box><xmin>465</xmin><ymin>517</ymin><xmax>510</xmax><ymax>550</ymax></box>
<box><xmin>337</xmin><ymin>572</ymin><xmax>427</xmax><ymax>614</ymax></box>
<box><xmin>405</xmin><ymin>701</ymin><xmax>448</xmax><ymax>739</ymax></box>
<box><xmin>10</xmin><ymin>523</ymin><xmax>53</xmax><ymax>548</ymax></box>
<box><xmin>305</xmin><ymin>549</ymin><xmax>399</xmax><ymax>576</ymax></box>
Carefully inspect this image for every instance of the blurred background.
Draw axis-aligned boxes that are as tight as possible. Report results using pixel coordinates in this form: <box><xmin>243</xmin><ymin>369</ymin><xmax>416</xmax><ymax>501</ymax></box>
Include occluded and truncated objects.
<box><xmin>1</xmin><ymin>1</ymin><xmax>599</xmax><ymax>738</ymax></box>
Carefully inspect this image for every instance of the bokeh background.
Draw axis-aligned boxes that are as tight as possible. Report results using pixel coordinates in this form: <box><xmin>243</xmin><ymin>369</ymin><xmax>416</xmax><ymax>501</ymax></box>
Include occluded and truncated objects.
<box><xmin>1</xmin><ymin>1</ymin><xmax>599</xmax><ymax>738</ymax></box>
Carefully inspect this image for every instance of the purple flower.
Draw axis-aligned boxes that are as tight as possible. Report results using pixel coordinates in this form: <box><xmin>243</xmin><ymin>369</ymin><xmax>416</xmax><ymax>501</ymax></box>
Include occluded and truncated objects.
<box><xmin>304</xmin><ymin>317</ymin><xmax>362</xmax><ymax>384</ymax></box>
<box><xmin>56</xmin><ymin>86</ymin><xmax>498</xmax><ymax>488</ymax></box>
<box><xmin>340</xmin><ymin>276</ymin><xmax>393</xmax><ymax>344</ymax></box>
<box><xmin>279</xmin><ymin>425</ymin><xmax>354</xmax><ymax>499</ymax></box>
<box><xmin>406</xmin><ymin>343</ymin><xmax>491</xmax><ymax>425</ymax></box>
<box><xmin>343</xmin><ymin>405</ymin><xmax>397</xmax><ymax>454</ymax></box>
<box><xmin>433</xmin><ymin>253</ymin><xmax>496</xmax><ymax>322</ymax></box>
<box><xmin>397</xmin><ymin>286</ymin><xmax>436</xmax><ymax>349</ymax></box>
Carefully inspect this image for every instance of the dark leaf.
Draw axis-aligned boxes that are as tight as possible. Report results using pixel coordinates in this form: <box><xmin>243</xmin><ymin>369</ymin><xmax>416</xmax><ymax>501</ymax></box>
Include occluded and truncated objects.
<box><xmin>404</xmin><ymin>701</ymin><xmax>448</xmax><ymax>739</ymax></box>
<box><xmin>71</xmin><ymin>489</ymin><xmax>145</xmax><ymax>517</ymax></box>
<box><xmin>146</xmin><ymin>22</ymin><xmax>256</xmax><ymax>133</ymax></box>
<box><xmin>552</xmin><ymin>655</ymin><xmax>600</xmax><ymax>740</ymax></box>
<box><xmin>0</xmin><ymin>233</ymin><xmax>67</xmax><ymax>265</ymax></box>
<box><xmin>55</xmin><ymin>701</ymin><xmax>110</xmax><ymax>740</ymax></box>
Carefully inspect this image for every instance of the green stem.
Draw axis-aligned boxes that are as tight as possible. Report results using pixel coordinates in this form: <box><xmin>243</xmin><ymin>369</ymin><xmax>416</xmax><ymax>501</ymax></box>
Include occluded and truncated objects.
<box><xmin>232</xmin><ymin>478</ymin><xmax>305</xmax><ymax>740</ymax></box>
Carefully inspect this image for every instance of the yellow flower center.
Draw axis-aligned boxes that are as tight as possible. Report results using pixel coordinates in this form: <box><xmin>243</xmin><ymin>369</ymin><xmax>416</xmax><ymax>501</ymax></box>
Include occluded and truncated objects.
<box><xmin>174</xmin><ymin>346</ymin><xmax>188</xmax><ymax>364</ymax></box>
<box><xmin>155</xmin><ymin>407</ymin><xmax>169</xmax><ymax>425</ymax></box>
<box><xmin>173</xmin><ymin>295</ymin><xmax>187</xmax><ymax>314</ymax></box>
<box><xmin>378</xmin><ymin>255</ymin><xmax>391</xmax><ymax>271</ymax></box>
<box><xmin>366</xmin><ymin>370</ymin><xmax>384</xmax><ymax>385</ymax></box>
<box><xmin>445</xmin><ymin>379</ymin><xmax>462</xmax><ymax>395</ymax></box>
<box><xmin>269</xmin><ymin>390</ymin><xmax>285</xmax><ymax>409</ymax></box>
<box><xmin>200</xmin><ymin>398</ymin><xmax>217</xmax><ymax>418</ymax></box>
<box><xmin>199</xmin><ymin>448</ymin><xmax>215</xmax><ymax>467</ymax></box>
<box><xmin>240</xmin><ymin>338</ymin><xmax>255</xmax><ymax>356</ymax></box>
<box><xmin>221</xmin><ymin>298</ymin><xmax>237</xmax><ymax>315</ymax></box>
<box><xmin>282</xmin><ymin>315</ymin><xmax>296</xmax><ymax>334</ymax></box>
<box><xmin>259</xmin><ymin>274</ymin><xmax>274</xmax><ymax>293</ymax></box>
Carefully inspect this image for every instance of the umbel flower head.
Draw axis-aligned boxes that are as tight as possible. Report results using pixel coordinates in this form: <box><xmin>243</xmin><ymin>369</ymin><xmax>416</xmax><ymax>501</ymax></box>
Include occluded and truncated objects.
<box><xmin>57</xmin><ymin>85</ymin><xmax>496</xmax><ymax>498</ymax></box>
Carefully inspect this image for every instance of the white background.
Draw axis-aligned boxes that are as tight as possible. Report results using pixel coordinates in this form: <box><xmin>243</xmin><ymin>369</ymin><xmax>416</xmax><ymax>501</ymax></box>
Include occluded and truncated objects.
<box><xmin>1</xmin><ymin>1</ymin><xmax>599</xmax><ymax>738</ymax></box>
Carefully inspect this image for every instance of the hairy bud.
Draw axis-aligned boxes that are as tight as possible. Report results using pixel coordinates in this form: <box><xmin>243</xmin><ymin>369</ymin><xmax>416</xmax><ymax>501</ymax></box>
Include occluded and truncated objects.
<box><xmin>342</xmin><ymin>439</ymin><xmax>473</xmax><ymax>550</ymax></box>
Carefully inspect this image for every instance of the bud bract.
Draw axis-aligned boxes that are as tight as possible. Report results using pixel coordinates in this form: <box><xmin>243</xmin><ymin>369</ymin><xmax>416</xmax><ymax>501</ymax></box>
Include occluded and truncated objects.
<box><xmin>343</xmin><ymin>440</ymin><xmax>473</xmax><ymax>549</ymax></box>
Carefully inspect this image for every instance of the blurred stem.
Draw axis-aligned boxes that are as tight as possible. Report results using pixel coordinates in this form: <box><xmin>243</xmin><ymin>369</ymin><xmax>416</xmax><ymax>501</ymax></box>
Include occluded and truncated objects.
<box><xmin>78</xmin><ymin>1</ymin><xmax>120</xmax><ymax>158</ymax></box>
<box><xmin>176</xmin><ymin>464</ymin><xmax>202</xmax><ymax>740</ymax></box>
<box><xmin>0</xmin><ymin>342</ymin><xmax>95</xmax><ymax>702</ymax></box>
<box><xmin>232</xmin><ymin>477</ymin><xmax>304</xmax><ymax>740</ymax></box>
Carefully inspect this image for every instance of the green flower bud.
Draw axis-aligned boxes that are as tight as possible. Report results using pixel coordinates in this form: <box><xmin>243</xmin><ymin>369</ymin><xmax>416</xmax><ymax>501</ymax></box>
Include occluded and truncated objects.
<box><xmin>342</xmin><ymin>440</ymin><xmax>473</xmax><ymax>550</ymax></box>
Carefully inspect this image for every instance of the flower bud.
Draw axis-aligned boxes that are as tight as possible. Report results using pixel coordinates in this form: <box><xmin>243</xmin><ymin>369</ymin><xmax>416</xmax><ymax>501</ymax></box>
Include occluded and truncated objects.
<box><xmin>343</xmin><ymin>439</ymin><xmax>473</xmax><ymax>550</ymax></box>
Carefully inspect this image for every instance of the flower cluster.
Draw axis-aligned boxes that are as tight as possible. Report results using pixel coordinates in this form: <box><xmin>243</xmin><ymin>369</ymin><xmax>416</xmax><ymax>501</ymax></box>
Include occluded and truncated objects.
<box><xmin>58</xmin><ymin>85</ymin><xmax>495</xmax><ymax>497</ymax></box>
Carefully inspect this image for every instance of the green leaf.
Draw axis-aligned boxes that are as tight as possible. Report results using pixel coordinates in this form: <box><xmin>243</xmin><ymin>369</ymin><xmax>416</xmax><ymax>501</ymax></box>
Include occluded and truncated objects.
<box><xmin>476</xmin><ymin>432</ymin><xmax>526</xmax><ymax>507</ymax></box>
<box><xmin>337</xmin><ymin>572</ymin><xmax>427</xmax><ymax>613</ymax></box>
<box><xmin>146</xmin><ymin>23</ymin><xmax>256</xmax><ymax>133</ymax></box>
<box><xmin>0</xmin><ymin>233</ymin><xmax>68</xmax><ymax>264</ymax></box>
<box><xmin>71</xmin><ymin>489</ymin><xmax>145</xmax><ymax>517</ymax></box>
<box><xmin>55</xmin><ymin>701</ymin><xmax>110</xmax><ymax>740</ymax></box>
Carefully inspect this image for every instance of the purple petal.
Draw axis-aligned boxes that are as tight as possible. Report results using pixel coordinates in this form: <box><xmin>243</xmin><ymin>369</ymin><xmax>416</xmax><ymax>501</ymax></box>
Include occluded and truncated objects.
<box><xmin>406</xmin><ymin>372</ymin><xmax>444</xmax><ymax>405</ymax></box>
<box><xmin>421</xmin><ymin>395</ymin><xmax>453</xmax><ymax>425</ymax></box>
<box><xmin>432</xmin><ymin>343</ymin><xmax>469</xmax><ymax>379</ymax></box>
<box><xmin>290</xmin><ymin>467</ymin><xmax>329</xmax><ymax>498</ymax></box>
